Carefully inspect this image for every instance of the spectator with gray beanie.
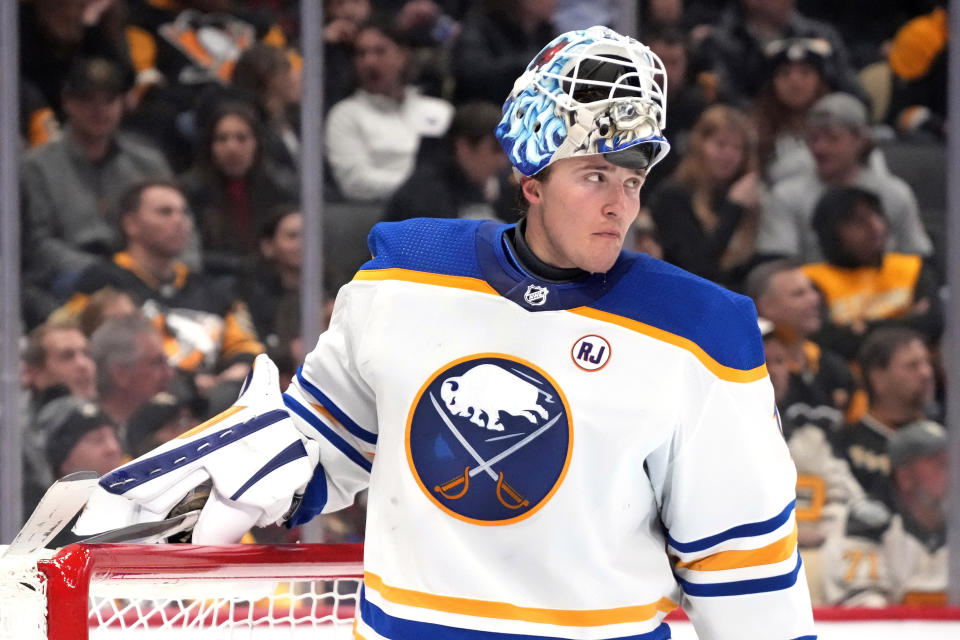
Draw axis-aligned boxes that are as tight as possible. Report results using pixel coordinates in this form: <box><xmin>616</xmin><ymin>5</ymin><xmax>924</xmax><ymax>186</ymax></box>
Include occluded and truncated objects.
<box><xmin>755</xmin><ymin>92</ymin><xmax>932</xmax><ymax>262</ymax></box>
<box><xmin>34</xmin><ymin>390</ymin><xmax>125</xmax><ymax>547</ymax></box>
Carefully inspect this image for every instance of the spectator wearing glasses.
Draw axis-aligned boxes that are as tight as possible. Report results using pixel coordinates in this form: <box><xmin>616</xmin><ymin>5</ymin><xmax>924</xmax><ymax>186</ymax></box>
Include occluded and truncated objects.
<box><xmin>89</xmin><ymin>314</ymin><xmax>175</xmax><ymax>433</ymax></box>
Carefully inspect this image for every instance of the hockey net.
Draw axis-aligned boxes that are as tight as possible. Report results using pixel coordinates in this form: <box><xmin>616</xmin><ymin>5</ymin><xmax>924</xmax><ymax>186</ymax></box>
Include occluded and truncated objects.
<box><xmin>0</xmin><ymin>543</ymin><xmax>364</xmax><ymax>640</ymax></box>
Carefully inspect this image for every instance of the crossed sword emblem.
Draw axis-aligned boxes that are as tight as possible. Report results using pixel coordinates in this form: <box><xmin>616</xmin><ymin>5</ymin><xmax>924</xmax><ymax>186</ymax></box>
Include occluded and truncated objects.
<box><xmin>429</xmin><ymin>393</ymin><xmax>561</xmax><ymax>510</ymax></box>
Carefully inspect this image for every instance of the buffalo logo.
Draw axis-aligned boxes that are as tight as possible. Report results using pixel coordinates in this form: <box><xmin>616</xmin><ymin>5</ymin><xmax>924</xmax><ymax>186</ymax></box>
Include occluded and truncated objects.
<box><xmin>571</xmin><ymin>335</ymin><xmax>611</xmax><ymax>371</ymax></box>
<box><xmin>523</xmin><ymin>284</ymin><xmax>549</xmax><ymax>306</ymax></box>
<box><xmin>407</xmin><ymin>355</ymin><xmax>572</xmax><ymax>525</ymax></box>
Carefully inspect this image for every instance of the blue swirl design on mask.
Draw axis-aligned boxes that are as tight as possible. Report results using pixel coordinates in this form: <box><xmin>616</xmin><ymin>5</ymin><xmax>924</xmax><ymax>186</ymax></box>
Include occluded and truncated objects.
<box><xmin>496</xmin><ymin>36</ymin><xmax>595</xmax><ymax>176</ymax></box>
<box><xmin>496</xmin><ymin>90</ymin><xmax>565</xmax><ymax>176</ymax></box>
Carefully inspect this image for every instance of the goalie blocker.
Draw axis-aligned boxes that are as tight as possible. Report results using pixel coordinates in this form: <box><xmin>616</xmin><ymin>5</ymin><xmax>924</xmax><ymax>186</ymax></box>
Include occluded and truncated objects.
<box><xmin>75</xmin><ymin>355</ymin><xmax>317</xmax><ymax>542</ymax></box>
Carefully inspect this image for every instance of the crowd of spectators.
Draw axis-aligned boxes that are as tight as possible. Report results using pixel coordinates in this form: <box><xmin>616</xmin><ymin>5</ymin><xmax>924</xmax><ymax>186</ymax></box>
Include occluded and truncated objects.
<box><xmin>12</xmin><ymin>0</ymin><xmax>950</xmax><ymax>599</ymax></box>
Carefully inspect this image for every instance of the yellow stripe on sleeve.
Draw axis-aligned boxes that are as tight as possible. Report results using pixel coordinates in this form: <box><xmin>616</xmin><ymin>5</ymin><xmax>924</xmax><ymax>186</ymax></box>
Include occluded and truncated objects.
<box><xmin>672</xmin><ymin>524</ymin><xmax>798</xmax><ymax>572</ymax></box>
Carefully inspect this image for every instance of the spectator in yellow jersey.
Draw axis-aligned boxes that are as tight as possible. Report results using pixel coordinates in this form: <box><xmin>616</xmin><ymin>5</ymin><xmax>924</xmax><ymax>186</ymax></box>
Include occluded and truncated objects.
<box><xmin>804</xmin><ymin>186</ymin><xmax>942</xmax><ymax>360</ymax></box>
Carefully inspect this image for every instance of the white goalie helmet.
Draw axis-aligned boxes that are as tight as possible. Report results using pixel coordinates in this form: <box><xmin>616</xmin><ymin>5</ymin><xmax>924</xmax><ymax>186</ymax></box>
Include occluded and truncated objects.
<box><xmin>496</xmin><ymin>25</ymin><xmax>670</xmax><ymax>177</ymax></box>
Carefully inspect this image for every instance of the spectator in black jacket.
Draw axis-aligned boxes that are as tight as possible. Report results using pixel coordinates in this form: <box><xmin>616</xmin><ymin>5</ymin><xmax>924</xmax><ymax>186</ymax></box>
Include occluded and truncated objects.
<box><xmin>62</xmin><ymin>179</ymin><xmax>264</xmax><ymax>400</ymax></box>
<box><xmin>695</xmin><ymin>0</ymin><xmax>866</xmax><ymax>106</ymax></box>
<box><xmin>646</xmin><ymin>104</ymin><xmax>762</xmax><ymax>287</ymax></box>
<box><xmin>384</xmin><ymin>102</ymin><xmax>515</xmax><ymax>223</ymax></box>
<box><xmin>243</xmin><ymin>204</ymin><xmax>303</xmax><ymax>350</ymax></box>
<box><xmin>832</xmin><ymin>327</ymin><xmax>937</xmax><ymax>505</ymax></box>
<box><xmin>450</xmin><ymin>0</ymin><xmax>556</xmax><ymax>105</ymax></box>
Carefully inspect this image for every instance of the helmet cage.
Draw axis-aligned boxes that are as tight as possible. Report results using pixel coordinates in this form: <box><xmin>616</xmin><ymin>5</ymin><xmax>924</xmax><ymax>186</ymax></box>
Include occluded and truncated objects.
<box><xmin>496</xmin><ymin>27</ymin><xmax>671</xmax><ymax>177</ymax></box>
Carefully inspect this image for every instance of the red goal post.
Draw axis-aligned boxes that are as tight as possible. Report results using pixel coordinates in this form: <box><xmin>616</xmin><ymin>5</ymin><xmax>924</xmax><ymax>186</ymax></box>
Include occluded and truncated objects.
<box><xmin>9</xmin><ymin>543</ymin><xmax>364</xmax><ymax>639</ymax></box>
<box><xmin>5</xmin><ymin>542</ymin><xmax>960</xmax><ymax>639</ymax></box>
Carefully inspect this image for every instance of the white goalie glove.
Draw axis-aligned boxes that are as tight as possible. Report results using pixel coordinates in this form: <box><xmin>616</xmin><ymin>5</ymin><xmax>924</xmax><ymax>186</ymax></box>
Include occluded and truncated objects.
<box><xmin>74</xmin><ymin>354</ymin><xmax>320</xmax><ymax>543</ymax></box>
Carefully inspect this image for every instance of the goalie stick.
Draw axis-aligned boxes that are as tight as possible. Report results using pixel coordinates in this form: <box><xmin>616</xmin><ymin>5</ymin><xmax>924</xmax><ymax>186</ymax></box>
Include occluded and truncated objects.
<box><xmin>76</xmin><ymin>510</ymin><xmax>200</xmax><ymax>544</ymax></box>
<box><xmin>2</xmin><ymin>471</ymin><xmax>99</xmax><ymax>557</ymax></box>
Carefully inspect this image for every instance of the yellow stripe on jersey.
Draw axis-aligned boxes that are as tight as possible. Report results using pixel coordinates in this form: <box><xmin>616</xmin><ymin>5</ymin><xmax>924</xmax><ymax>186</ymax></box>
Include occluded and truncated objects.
<box><xmin>353</xmin><ymin>268</ymin><xmax>499</xmax><ymax>295</ymax></box>
<box><xmin>364</xmin><ymin>572</ymin><xmax>677</xmax><ymax>626</ymax></box>
<box><xmin>672</xmin><ymin>524</ymin><xmax>798</xmax><ymax>572</ymax></box>
<box><xmin>569</xmin><ymin>307</ymin><xmax>768</xmax><ymax>383</ymax></box>
<box><xmin>353</xmin><ymin>268</ymin><xmax>766</xmax><ymax>383</ymax></box>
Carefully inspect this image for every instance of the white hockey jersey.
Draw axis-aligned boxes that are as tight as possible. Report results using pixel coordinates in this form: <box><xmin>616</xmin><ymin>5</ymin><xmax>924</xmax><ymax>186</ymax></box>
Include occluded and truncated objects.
<box><xmin>282</xmin><ymin>219</ymin><xmax>816</xmax><ymax>640</ymax></box>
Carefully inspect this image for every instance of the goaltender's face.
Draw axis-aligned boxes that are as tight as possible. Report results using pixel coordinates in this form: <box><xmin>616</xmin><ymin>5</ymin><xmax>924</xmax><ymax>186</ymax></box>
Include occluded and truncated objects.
<box><xmin>523</xmin><ymin>156</ymin><xmax>644</xmax><ymax>274</ymax></box>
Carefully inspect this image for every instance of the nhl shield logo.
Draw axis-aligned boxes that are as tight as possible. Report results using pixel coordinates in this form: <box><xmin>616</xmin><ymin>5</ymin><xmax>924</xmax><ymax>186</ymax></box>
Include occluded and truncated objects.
<box><xmin>406</xmin><ymin>354</ymin><xmax>572</xmax><ymax>525</ymax></box>
<box><xmin>523</xmin><ymin>284</ymin><xmax>549</xmax><ymax>306</ymax></box>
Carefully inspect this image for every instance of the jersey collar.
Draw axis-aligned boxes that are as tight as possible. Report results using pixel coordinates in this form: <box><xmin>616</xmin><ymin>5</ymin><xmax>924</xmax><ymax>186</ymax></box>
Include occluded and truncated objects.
<box><xmin>474</xmin><ymin>221</ymin><xmax>636</xmax><ymax>312</ymax></box>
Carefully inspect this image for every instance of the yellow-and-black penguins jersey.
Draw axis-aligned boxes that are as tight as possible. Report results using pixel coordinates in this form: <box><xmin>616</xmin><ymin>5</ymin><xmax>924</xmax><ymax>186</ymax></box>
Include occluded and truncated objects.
<box><xmin>281</xmin><ymin>219</ymin><xmax>816</xmax><ymax>640</ymax></box>
<box><xmin>821</xmin><ymin>499</ymin><xmax>947</xmax><ymax>606</ymax></box>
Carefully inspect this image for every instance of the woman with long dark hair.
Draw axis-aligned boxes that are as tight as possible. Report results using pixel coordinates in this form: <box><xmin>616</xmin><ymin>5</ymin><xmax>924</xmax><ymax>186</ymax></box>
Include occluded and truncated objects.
<box><xmin>179</xmin><ymin>101</ymin><xmax>299</xmax><ymax>275</ymax></box>
<box><xmin>752</xmin><ymin>38</ymin><xmax>832</xmax><ymax>183</ymax></box>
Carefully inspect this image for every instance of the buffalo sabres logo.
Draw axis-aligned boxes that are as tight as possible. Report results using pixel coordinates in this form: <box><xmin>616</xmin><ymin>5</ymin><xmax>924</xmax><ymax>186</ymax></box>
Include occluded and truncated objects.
<box><xmin>523</xmin><ymin>284</ymin><xmax>549</xmax><ymax>306</ymax></box>
<box><xmin>406</xmin><ymin>355</ymin><xmax>572</xmax><ymax>525</ymax></box>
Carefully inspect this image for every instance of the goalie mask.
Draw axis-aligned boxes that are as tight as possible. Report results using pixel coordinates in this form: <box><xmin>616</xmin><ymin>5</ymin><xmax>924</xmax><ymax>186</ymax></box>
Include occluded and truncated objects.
<box><xmin>496</xmin><ymin>25</ymin><xmax>670</xmax><ymax>177</ymax></box>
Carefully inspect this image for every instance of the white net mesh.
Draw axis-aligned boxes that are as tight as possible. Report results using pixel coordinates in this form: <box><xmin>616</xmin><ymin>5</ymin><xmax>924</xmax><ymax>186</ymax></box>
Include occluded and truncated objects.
<box><xmin>86</xmin><ymin>576</ymin><xmax>361</xmax><ymax>638</ymax></box>
<box><xmin>0</xmin><ymin>546</ymin><xmax>56</xmax><ymax>640</ymax></box>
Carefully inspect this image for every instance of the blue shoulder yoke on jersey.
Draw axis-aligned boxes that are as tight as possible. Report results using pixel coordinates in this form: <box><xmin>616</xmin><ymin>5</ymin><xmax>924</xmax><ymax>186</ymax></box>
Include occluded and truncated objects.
<box><xmin>362</xmin><ymin>218</ymin><xmax>637</xmax><ymax>312</ymax></box>
<box><xmin>361</xmin><ymin>218</ymin><xmax>764</xmax><ymax>373</ymax></box>
<box><xmin>590</xmin><ymin>254</ymin><xmax>766</xmax><ymax>373</ymax></box>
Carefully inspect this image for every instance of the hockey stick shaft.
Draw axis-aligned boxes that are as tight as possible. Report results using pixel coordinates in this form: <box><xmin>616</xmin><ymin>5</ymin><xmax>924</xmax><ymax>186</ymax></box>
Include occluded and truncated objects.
<box><xmin>2</xmin><ymin>471</ymin><xmax>100</xmax><ymax>556</ymax></box>
<box><xmin>77</xmin><ymin>510</ymin><xmax>200</xmax><ymax>544</ymax></box>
